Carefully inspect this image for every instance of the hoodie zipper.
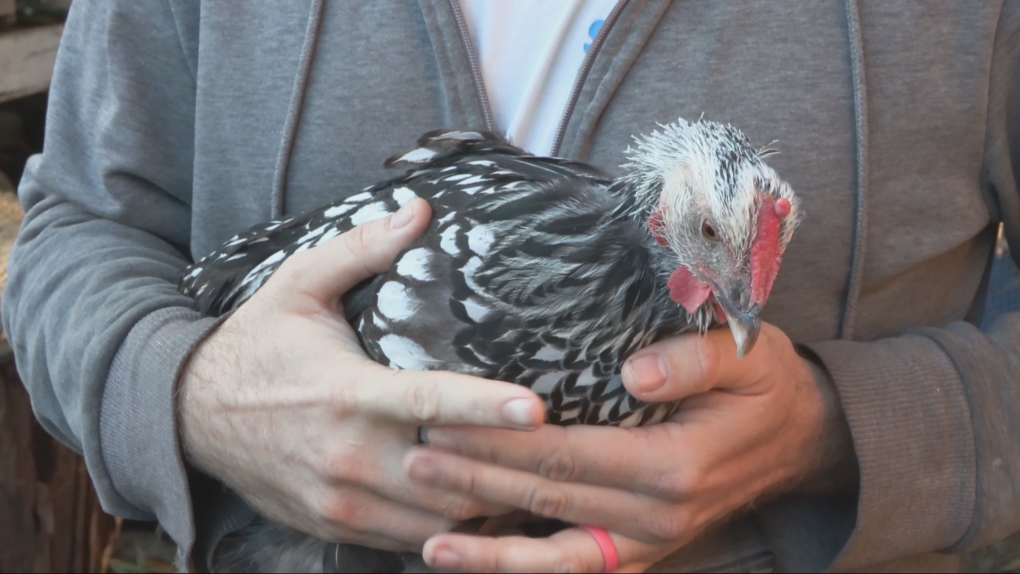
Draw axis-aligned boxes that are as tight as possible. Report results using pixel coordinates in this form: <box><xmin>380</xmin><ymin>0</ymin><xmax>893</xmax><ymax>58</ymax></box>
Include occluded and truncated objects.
<box><xmin>448</xmin><ymin>0</ymin><xmax>497</xmax><ymax>133</ymax></box>
<box><xmin>552</xmin><ymin>0</ymin><xmax>627</xmax><ymax>157</ymax></box>
<box><xmin>447</xmin><ymin>0</ymin><xmax>627</xmax><ymax>157</ymax></box>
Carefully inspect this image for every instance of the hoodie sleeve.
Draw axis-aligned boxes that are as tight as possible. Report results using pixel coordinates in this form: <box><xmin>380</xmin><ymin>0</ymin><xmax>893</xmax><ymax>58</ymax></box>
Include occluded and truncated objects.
<box><xmin>756</xmin><ymin>8</ymin><xmax>1020</xmax><ymax>572</ymax></box>
<box><xmin>0</xmin><ymin>0</ymin><xmax>221</xmax><ymax>565</ymax></box>
<box><xmin>762</xmin><ymin>315</ymin><xmax>1020</xmax><ymax>572</ymax></box>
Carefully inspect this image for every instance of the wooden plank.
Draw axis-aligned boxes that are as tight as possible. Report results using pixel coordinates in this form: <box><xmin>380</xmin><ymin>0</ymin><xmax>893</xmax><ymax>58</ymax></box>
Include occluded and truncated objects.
<box><xmin>0</xmin><ymin>363</ymin><xmax>117</xmax><ymax>572</ymax></box>
<box><xmin>1</xmin><ymin>187</ymin><xmax>23</xmax><ymax>364</ymax></box>
<box><xmin>0</xmin><ymin>24</ymin><xmax>64</xmax><ymax>104</ymax></box>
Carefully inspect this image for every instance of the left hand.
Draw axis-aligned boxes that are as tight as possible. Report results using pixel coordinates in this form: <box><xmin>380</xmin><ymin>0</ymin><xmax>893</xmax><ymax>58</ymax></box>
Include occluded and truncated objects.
<box><xmin>402</xmin><ymin>323</ymin><xmax>857</xmax><ymax>572</ymax></box>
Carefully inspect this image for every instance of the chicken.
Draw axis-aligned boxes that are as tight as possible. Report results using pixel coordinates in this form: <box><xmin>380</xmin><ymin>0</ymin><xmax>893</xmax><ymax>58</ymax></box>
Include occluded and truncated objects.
<box><xmin>180</xmin><ymin>118</ymin><xmax>802</xmax><ymax>572</ymax></box>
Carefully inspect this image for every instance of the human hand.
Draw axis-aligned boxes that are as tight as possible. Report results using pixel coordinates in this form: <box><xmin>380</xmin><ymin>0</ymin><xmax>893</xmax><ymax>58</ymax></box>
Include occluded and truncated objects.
<box><xmin>177</xmin><ymin>199</ymin><xmax>546</xmax><ymax>552</ymax></box>
<box><xmin>405</xmin><ymin>324</ymin><xmax>857</xmax><ymax>572</ymax></box>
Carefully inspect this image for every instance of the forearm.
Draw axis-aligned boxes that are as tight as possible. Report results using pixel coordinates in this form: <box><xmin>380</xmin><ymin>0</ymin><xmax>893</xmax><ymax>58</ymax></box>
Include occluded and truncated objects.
<box><xmin>792</xmin><ymin>347</ymin><xmax>860</xmax><ymax>497</ymax></box>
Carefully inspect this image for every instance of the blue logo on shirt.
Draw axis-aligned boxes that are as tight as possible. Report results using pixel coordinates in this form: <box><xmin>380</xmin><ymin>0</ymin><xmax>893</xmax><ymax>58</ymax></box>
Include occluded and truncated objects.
<box><xmin>583</xmin><ymin>19</ymin><xmax>605</xmax><ymax>53</ymax></box>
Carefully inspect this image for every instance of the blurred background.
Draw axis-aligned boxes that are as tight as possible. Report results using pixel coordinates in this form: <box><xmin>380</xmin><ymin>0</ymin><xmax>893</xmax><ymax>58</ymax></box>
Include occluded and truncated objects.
<box><xmin>0</xmin><ymin>1</ymin><xmax>1017</xmax><ymax>572</ymax></box>
<box><xmin>2</xmin><ymin>2</ymin><xmax>178</xmax><ymax>572</ymax></box>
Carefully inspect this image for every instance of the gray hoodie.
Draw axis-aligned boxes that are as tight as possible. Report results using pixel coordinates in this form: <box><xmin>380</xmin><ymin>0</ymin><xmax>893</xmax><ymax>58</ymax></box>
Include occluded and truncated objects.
<box><xmin>3</xmin><ymin>1</ymin><xmax>1019</xmax><ymax>572</ymax></box>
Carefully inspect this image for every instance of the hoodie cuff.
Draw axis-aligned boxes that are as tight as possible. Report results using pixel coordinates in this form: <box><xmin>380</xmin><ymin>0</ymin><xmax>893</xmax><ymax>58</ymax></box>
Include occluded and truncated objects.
<box><xmin>99</xmin><ymin>306</ymin><xmax>225</xmax><ymax>561</ymax></box>
<box><xmin>758</xmin><ymin>333</ymin><xmax>976</xmax><ymax>572</ymax></box>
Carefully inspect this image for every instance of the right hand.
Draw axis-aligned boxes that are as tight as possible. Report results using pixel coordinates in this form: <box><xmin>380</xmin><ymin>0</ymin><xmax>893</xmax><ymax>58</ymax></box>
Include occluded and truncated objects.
<box><xmin>177</xmin><ymin>198</ymin><xmax>546</xmax><ymax>552</ymax></box>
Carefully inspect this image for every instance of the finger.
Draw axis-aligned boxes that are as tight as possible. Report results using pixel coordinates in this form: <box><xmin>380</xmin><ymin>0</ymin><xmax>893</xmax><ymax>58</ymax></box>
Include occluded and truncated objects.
<box><xmin>423</xmin><ymin>424</ymin><xmax>678</xmax><ymax>494</ymax></box>
<box><xmin>271</xmin><ymin>198</ymin><xmax>433</xmax><ymax>304</ymax></box>
<box><xmin>378</xmin><ymin>478</ymin><xmax>515</xmax><ymax>525</ymax></box>
<box><xmin>362</xmin><ymin>471</ymin><xmax>515</xmax><ymax>528</ymax></box>
<box><xmin>286</xmin><ymin>507</ymin><xmax>416</xmax><ymax>553</ymax></box>
<box><xmin>348</xmin><ymin>427</ymin><xmax>515</xmax><ymax>521</ymax></box>
<box><xmin>343</xmin><ymin>365</ymin><xmax>546</xmax><ymax>430</ymax></box>
<box><xmin>315</xmin><ymin>483</ymin><xmax>455</xmax><ymax>549</ymax></box>
<box><xmin>621</xmin><ymin>327</ymin><xmax>768</xmax><ymax>402</ymax></box>
<box><xmin>403</xmin><ymin>448</ymin><xmax>674</xmax><ymax>542</ymax></box>
<box><xmin>423</xmin><ymin>527</ymin><xmax>662</xmax><ymax>573</ymax></box>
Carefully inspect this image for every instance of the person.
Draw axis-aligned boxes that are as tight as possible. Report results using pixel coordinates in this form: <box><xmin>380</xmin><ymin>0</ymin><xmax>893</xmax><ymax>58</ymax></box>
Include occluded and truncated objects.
<box><xmin>4</xmin><ymin>1</ymin><xmax>1019</xmax><ymax>572</ymax></box>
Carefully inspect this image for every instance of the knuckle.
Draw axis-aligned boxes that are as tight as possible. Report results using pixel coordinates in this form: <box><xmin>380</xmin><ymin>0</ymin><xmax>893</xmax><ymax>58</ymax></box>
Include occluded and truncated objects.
<box><xmin>655</xmin><ymin>467</ymin><xmax>699</xmax><ymax>500</ymax></box>
<box><xmin>344</xmin><ymin>222</ymin><xmax>372</xmax><ymax>257</ymax></box>
<box><xmin>405</xmin><ymin>378</ymin><xmax>442</xmax><ymax>423</ymax></box>
<box><xmin>325</xmin><ymin>449</ymin><xmax>361</xmax><ymax>482</ymax></box>
<box><xmin>551</xmin><ymin>554</ymin><xmax>587</xmax><ymax>574</ymax></box>
<box><xmin>693</xmin><ymin>336</ymin><xmax>721</xmax><ymax>391</ymax></box>
<box><xmin>525</xmin><ymin>484</ymin><xmax>570</xmax><ymax>519</ymax></box>
<box><xmin>330</xmin><ymin>375</ymin><xmax>363</xmax><ymax>415</ymax></box>
<box><xmin>321</xmin><ymin>493</ymin><xmax>362</xmax><ymax>528</ymax></box>
<box><xmin>480</xmin><ymin>550</ymin><xmax>503</xmax><ymax>573</ymax></box>
<box><xmin>537</xmin><ymin>447</ymin><xmax>579</xmax><ymax>482</ymax></box>
<box><xmin>339</xmin><ymin>224</ymin><xmax>380</xmax><ymax>279</ymax></box>
<box><xmin>460</xmin><ymin>440</ymin><xmax>500</xmax><ymax>464</ymax></box>
<box><xmin>462</xmin><ymin>468</ymin><xmax>481</xmax><ymax>497</ymax></box>
<box><xmin>439</xmin><ymin>497</ymin><xmax>482</xmax><ymax>521</ymax></box>
<box><xmin>645</xmin><ymin>510</ymin><xmax>690</xmax><ymax>541</ymax></box>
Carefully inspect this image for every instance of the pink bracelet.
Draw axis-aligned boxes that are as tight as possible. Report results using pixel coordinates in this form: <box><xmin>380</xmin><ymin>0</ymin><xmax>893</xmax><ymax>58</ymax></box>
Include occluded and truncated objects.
<box><xmin>581</xmin><ymin>525</ymin><xmax>619</xmax><ymax>573</ymax></box>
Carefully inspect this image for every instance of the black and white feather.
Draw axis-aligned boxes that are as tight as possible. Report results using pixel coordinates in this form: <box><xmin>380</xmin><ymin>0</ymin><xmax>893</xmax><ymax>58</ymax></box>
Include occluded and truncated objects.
<box><xmin>183</xmin><ymin>129</ymin><xmax>697</xmax><ymax>427</ymax></box>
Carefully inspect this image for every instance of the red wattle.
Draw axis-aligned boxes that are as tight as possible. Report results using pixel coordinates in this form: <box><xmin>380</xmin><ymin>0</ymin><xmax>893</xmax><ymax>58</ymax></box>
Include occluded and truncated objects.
<box><xmin>668</xmin><ymin>266</ymin><xmax>712</xmax><ymax>315</ymax></box>
<box><xmin>715</xmin><ymin>302</ymin><xmax>728</xmax><ymax>324</ymax></box>
<box><xmin>750</xmin><ymin>198</ymin><xmax>784</xmax><ymax>305</ymax></box>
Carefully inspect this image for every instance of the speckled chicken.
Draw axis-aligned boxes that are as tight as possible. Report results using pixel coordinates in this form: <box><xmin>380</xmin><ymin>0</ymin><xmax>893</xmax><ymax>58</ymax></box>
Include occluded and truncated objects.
<box><xmin>179</xmin><ymin>118</ymin><xmax>802</xmax><ymax>572</ymax></box>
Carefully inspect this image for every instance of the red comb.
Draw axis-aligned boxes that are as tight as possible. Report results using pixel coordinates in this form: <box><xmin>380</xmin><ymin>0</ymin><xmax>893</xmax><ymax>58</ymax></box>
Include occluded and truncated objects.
<box><xmin>775</xmin><ymin>198</ymin><xmax>792</xmax><ymax>218</ymax></box>
<box><xmin>750</xmin><ymin>198</ymin><xmax>785</xmax><ymax>304</ymax></box>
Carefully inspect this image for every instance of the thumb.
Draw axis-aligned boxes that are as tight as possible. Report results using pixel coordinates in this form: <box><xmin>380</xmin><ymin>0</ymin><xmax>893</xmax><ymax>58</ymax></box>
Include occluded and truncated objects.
<box><xmin>273</xmin><ymin>198</ymin><xmax>432</xmax><ymax>304</ymax></box>
<box><xmin>621</xmin><ymin>329</ymin><xmax>737</xmax><ymax>402</ymax></box>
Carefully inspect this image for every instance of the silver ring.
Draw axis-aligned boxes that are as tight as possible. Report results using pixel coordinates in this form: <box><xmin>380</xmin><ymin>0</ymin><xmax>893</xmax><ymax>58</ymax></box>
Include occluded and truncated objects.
<box><xmin>417</xmin><ymin>426</ymin><xmax>429</xmax><ymax>444</ymax></box>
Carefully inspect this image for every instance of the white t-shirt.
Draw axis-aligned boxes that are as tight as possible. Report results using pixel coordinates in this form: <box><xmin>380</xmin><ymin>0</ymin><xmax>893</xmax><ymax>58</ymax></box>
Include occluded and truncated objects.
<box><xmin>458</xmin><ymin>0</ymin><xmax>619</xmax><ymax>156</ymax></box>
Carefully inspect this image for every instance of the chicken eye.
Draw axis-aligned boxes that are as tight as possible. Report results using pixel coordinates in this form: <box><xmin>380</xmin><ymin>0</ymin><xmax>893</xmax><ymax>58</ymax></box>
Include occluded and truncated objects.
<box><xmin>701</xmin><ymin>221</ymin><xmax>720</xmax><ymax>241</ymax></box>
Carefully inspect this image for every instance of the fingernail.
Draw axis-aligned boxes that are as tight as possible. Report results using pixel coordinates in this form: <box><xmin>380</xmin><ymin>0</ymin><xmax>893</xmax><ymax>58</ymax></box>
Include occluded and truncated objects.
<box><xmin>390</xmin><ymin>201</ymin><xmax>416</xmax><ymax>229</ymax></box>
<box><xmin>627</xmin><ymin>354</ymin><xmax>667</xmax><ymax>393</ymax></box>
<box><xmin>408</xmin><ymin>455</ymin><xmax>440</xmax><ymax>482</ymax></box>
<box><xmin>502</xmin><ymin>398</ymin><xmax>539</xmax><ymax>429</ymax></box>
<box><xmin>430</xmin><ymin>546</ymin><xmax>462</xmax><ymax>570</ymax></box>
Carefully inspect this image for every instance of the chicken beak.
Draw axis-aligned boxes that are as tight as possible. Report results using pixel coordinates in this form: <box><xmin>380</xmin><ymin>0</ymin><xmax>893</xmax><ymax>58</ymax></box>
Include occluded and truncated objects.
<box><xmin>716</xmin><ymin>294</ymin><xmax>762</xmax><ymax>360</ymax></box>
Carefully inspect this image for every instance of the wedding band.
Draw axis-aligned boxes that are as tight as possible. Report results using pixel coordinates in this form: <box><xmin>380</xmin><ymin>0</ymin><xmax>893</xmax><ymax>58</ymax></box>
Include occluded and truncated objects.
<box><xmin>581</xmin><ymin>525</ymin><xmax>619</xmax><ymax>573</ymax></box>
